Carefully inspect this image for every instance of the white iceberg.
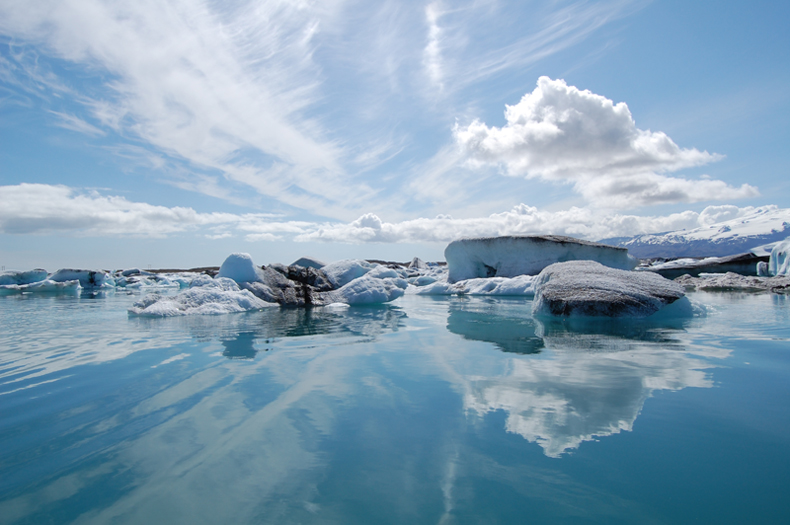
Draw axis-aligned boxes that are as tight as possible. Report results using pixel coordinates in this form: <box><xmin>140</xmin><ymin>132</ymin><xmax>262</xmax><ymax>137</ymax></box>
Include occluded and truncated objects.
<box><xmin>445</xmin><ymin>235</ymin><xmax>634</xmax><ymax>283</ymax></box>
<box><xmin>217</xmin><ymin>253</ymin><xmax>264</xmax><ymax>283</ymax></box>
<box><xmin>321</xmin><ymin>259</ymin><xmax>376</xmax><ymax>288</ymax></box>
<box><xmin>0</xmin><ymin>268</ymin><xmax>48</xmax><ymax>286</ymax></box>
<box><xmin>0</xmin><ymin>279</ymin><xmax>81</xmax><ymax>295</ymax></box>
<box><xmin>768</xmin><ymin>237</ymin><xmax>790</xmax><ymax>276</ymax></box>
<box><xmin>290</xmin><ymin>256</ymin><xmax>326</xmax><ymax>269</ymax></box>
<box><xmin>329</xmin><ymin>274</ymin><xmax>408</xmax><ymax>305</ymax></box>
<box><xmin>532</xmin><ymin>261</ymin><xmax>687</xmax><ymax>318</ymax></box>
<box><xmin>415</xmin><ymin>274</ymin><xmax>537</xmax><ymax>296</ymax></box>
<box><xmin>49</xmin><ymin>268</ymin><xmax>112</xmax><ymax>288</ymax></box>
<box><xmin>128</xmin><ymin>277</ymin><xmax>271</xmax><ymax>317</ymax></box>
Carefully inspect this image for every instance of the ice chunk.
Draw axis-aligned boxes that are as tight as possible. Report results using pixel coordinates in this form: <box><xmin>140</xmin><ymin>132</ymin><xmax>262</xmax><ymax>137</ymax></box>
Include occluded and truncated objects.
<box><xmin>0</xmin><ymin>269</ymin><xmax>48</xmax><ymax>286</ymax></box>
<box><xmin>49</xmin><ymin>269</ymin><xmax>112</xmax><ymax>288</ymax></box>
<box><xmin>407</xmin><ymin>257</ymin><xmax>428</xmax><ymax>270</ymax></box>
<box><xmin>329</xmin><ymin>274</ymin><xmax>407</xmax><ymax>305</ymax></box>
<box><xmin>321</xmin><ymin>259</ymin><xmax>375</xmax><ymax>288</ymax></box>
<box><xmin>445</xmin><ymin>235</ymin><xmax>634</xmax><ymax>283</ymax></box>
<box><xmin>128</xmin><ymin>277</ymin><xmax>271</xmax><ymax>316</ymax></box>
<box><xmin>290</xmin><ymin>256</ymin><xmax>326</xmax><ymax>269</ymax></box>
<box><xmin>416</xmin><ymin>275</ymin><xmax>536</xmax><ymax>296</ymax></box>
<box><xmin>769</xmin><ymin>237</ymin><xmax>790</xmax><ymax>276</ymax></box>
<box><xmin>0</xmin><ymin>279</ymin><xmax>81</xmax><ymax>295</ymax></box>
<box><xmin>218</xmin><ymin>253</ymin><xmax>264</xmax><ymax>283</ymax></box>
<box><xmin>532</xmin><ymin>261</ymin><xmax>686</xmax><ymax>317</ymax></box>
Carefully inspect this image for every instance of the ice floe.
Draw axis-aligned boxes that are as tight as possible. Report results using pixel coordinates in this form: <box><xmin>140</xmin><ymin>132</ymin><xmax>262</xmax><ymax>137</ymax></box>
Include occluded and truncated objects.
<box><xmin>532</xmin><ymin>261</ymin><xmax>688</xmax><ymax>317</ymax></box>
<box><xmin>49</xmin><ymin>269</ymin><xmax>112</xmax><ymax>288</ymax></box>
<box><xmin>0</xmin><ymin>269</ymin><xmax>48</xmax><ymax>286</ymax></box>
<box><xmin>445</xmin><ymin>235</ymin><xmax>634</xmax><ymax>283</ymax></box>
<box><xmin>128</xmin><ymin>277</ymin><xmax>271</xmax><ymax>317</ymax></box>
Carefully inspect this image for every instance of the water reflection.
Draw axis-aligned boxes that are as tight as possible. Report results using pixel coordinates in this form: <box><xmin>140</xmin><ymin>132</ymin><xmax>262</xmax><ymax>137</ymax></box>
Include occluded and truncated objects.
<box><xmin>448</xmin><ymin>297</ymin><xmax>721</xmax><ymax>457</ymax></box>
<box><xmin>446</xmin><ymin>297</ymin><xmax>544</xmax><ymax>354</ymax></box>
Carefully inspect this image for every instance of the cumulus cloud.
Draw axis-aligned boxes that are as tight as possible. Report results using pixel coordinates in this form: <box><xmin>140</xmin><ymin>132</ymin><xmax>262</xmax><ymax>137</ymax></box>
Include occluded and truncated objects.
<box><xmin>454</xmin><ymin>77</ymin><xmax>758</xmax><ymax>208</ymax></box>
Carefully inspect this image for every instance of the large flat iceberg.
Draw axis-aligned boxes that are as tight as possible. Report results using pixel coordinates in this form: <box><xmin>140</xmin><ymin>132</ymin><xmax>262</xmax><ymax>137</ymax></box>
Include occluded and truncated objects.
<box><xmin>532</xmin><ymin>261</ymin><xmax>687</xmax><ymax>318</ymax></box>
<box><xmin>445</xmin><ymin>235</ymin><xmax>634</xmax><ymax>283</ymax></box>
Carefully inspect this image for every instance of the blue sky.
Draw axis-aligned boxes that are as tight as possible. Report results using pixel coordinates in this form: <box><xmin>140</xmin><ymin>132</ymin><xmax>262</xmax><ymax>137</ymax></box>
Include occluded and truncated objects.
<box><xmin>1</xmin><ymin>0</ymin><xmax>788</xmax><ymax>269</ymax></box>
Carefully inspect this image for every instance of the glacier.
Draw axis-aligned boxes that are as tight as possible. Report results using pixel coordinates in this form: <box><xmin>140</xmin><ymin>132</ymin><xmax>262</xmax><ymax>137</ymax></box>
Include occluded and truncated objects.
<box><xmin>445</xmin><ymin>235</ymin><xmax>634</xmax><ymax>283</ymax></box>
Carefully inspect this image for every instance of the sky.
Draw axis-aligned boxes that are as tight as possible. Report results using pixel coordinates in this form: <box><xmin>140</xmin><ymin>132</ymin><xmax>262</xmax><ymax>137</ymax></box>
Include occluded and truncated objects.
<box><xmin>1</xmin><ymin>0</ymin><xmax>788</xmax><ymax>269</ymax></box>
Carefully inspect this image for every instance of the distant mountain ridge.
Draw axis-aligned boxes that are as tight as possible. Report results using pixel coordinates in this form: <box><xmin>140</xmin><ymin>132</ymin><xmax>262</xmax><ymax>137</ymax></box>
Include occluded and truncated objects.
<box><xmin>599</xmin><ymin>206</ymin><xmax>790</xmax><ymax>258</ymax></box>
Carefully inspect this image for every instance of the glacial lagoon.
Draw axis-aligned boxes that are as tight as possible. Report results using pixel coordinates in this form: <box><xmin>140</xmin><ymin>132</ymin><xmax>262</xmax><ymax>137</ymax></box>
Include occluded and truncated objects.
<box><xmin>1</xmin><ymin>291</ymin><xmax>789</xmax><ymax>523</ymax></box>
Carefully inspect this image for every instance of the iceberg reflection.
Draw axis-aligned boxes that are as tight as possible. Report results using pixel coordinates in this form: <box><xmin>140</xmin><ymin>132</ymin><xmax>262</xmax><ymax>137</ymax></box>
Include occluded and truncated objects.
<box><xmin>452</xmin><ymin>298</ymin><xmax>722</xmax><ymax>457</ymax></box>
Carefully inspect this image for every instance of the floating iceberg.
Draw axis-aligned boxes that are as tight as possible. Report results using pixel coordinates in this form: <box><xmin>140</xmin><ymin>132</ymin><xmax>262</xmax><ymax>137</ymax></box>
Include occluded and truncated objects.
<box><xmin>769</xmin><ymin>237</ymin><xmax>790</xmax><ymax>276</ymax></box>
<box><xmin>128</xmin><ymin>277</ymin><xmax>271</xmax><ymax>317</ymax></box>
<box><xmin>0</xmin><ymin>269</ymin><xmax>48</xmax><ymax>286</ymax></box>
<box><xmin>218</xmin><ymin>253</ymin><xmax>265</xmax><ymax>283</ymax></box>
<box><xmin>290</xmin><ymin>256</ymin><xmax>326</xmax><ymax>269</ymax></box>
<box><xmin>641</xmin><ymin>252</ymin><xmax>768</xmax><ymax>279</ymax></box>
<box><xmin>49</xmin><ymin>268</ymin><xmax>112</xmax><ymax>288</ymax></box>
<box><xmin>532</xmin><ymin>261</ymin><xmax>687</xmax><ymax>317</ymax></box>
<box><xmin>414</xmin><ymin>274</ymin><xmax>537</xmax><ymax>296</ymax></box>
<box><xmin>0</xmin><ymin>279</ymin><xmax>81</xmax><ymax>295</ymax></box>
<box><xmin>675</xmin><ymin>272</ymin><xmax>790</xmax><ymax>294</ymax></box>
<box><xmin>445</xmin><ymin>235</ymin><xmax>634</xmax><ymax>283</ymax></box>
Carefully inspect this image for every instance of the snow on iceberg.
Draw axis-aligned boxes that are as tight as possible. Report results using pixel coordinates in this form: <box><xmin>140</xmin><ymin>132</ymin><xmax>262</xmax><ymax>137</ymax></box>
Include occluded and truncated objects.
<box><xmin>532</xmin><ymin>261</ymin><xmax>687</xmax><ymax>318</ymax></box>
<box><xmin>128</xmin><ymin>277</ymin><xmax>271</xmax><ymax>317</ymax></box>
<box><xmin>445</xmin><ymin>235</ymin><xmax>634</xmax><ymax>283</ymax></box>
<box><xmin>49</xmin><ymin>269</ymin><xmax>112</xmax><ymax>288</ymax></box>
<box><xmin>0</xmin><ymin>269</ymin><xmax>48</xmax><ymax>286</ymax></box>
<box><xmin>769</xmin><ymin>237</ymin><xmax>790</xmax><ymax>276</ymax></box>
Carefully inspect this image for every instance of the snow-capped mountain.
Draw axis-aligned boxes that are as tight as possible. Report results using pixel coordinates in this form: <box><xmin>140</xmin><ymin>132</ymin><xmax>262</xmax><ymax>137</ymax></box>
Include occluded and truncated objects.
<box><xmin>599</xmin><ymin>206</ymin><xmax>790</xmax><ymax>258</ymax></box>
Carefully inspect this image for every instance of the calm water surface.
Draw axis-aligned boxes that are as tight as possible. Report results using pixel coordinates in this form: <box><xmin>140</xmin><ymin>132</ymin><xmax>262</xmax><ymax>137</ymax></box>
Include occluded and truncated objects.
<box><xmin>1</xmin><ymin>291</ymin><xmax>789</xmax><ymax>524</ymax></box>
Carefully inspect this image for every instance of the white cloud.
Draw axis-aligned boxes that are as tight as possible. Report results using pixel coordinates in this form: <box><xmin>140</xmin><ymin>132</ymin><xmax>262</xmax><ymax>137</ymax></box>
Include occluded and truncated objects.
<box><xmin>454</xmin><ymin>77</ymin><xmax>758</xmax><ymax>208</ymax></box>
<box><xmin>297</xmin><ymin>203</ymin><xmax>784</xmax><ymax>244</ymax></box>
<box><xmin>0</xmin><ymin>184</ymin><xmax>781</xmax><ymax>247</ymax></box>
<box><xmin>0</xmin><ymin>0</ymin><xmax>376</xmax><ymax>218</ymax></box>
<box><xmin>0</xmin><ymin>183</ymin><xmax>299</xmax><ymax>238</ymax></box>
<box><xmin>49</xmin><ymin>110</ymin><xmax>105</xmax><ymax>136</ymax></box>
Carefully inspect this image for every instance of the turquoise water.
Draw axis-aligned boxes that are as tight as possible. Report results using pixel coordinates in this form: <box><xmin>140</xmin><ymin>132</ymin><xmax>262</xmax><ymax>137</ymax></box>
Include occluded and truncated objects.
<box><xmin>1</xmin><ymin>291</ymin><xmax>789</xmax><ymax>524</ymax></box>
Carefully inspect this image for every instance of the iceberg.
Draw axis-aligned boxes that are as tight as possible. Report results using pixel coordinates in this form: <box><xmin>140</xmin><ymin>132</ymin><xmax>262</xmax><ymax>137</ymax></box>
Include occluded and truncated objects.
<box><xmin>445</xmin><ymin>235</ymin><xmax>634</xmax><ymax>283</ymax></box>
<box><xmin>675</xmin><ymin>272</ymin><xmax>790</xmax><ymax>294</ymax></box>
<box><xmin>640</xmin><ymin>252</ymin><xmax>768</xmax><ymax>278</ymax></box>
<box><xmin>0</xmin><ymin>268</ymin><xmax>48</xmax><ymax>286</ymax></box>
<box><xmin>769</xmin><ymin>237</ymin><xmax>790</xmax><ymax>276</ymax></box>
<box><xmin>290</xmin><ymin>256</ymin><xmax>326</xmax><ymax>269</ymax></box>
<box><xmin>128</xmin><ymin>277</ymin><xmax>271</xmax><ymax>317</ymax></box>
<box><xmin>415</xmin><ymin>275</ymin><xmax>537</xmax><ymax>296</ymax></box>
<box><xmin>217</xmin><ymin>253</ymin><xmax>264</xmax><ymax>283</ymax></box>
<box><xmin>532</xmin><ymin>261</ymin><xmax>687</xmax><ymax>317</ymax></box>
<box><xmin>49</xmin><ymin>268</ymin><xmax>112</xmax><ymax>288</ymax></box>
<box><xmin>0</xmin><ymin>279</ymin><xmax>81</xmax><ymax>295</ymax></box>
